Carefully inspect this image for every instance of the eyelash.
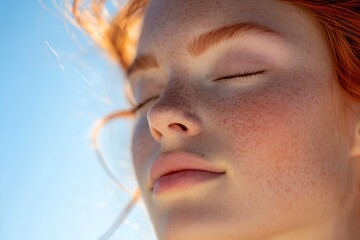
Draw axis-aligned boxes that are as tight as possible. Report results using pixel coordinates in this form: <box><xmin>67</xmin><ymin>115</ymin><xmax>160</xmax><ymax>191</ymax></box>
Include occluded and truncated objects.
<box><xmin>131</xmin><ymin>70</ymin><xmax>265</xmax><ymax>112</ymax></box>
<box><xmin>132</xmin><ymin>95</ymin><xmax>159</xmax><ymax>112</ymax></box>
<box><xmin>213</xmin><ymin>70</ymin><xmax>265</xmax><ymax>81</ymax></box>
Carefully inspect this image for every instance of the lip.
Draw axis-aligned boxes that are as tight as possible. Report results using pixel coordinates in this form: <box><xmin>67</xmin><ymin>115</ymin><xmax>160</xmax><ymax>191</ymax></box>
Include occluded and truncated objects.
<box><xmin>149</xmin><ymin>151</ymin><xmax>225</xmax><ymax>195</ymax></box>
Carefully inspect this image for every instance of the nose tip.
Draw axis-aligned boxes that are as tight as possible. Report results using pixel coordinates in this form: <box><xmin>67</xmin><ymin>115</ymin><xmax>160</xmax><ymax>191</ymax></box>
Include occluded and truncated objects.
<box><xmin>147</xmin><ymin>105</ymin><xmax>202</xmax><ymax>142</ymax></box>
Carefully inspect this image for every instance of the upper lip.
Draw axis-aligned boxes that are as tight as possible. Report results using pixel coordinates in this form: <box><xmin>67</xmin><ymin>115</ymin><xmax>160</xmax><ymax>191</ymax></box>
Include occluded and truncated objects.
<box><xmin>149</xmin><ymin>151</ymin><xmax>225</xmax><ymax>188</ymax></box>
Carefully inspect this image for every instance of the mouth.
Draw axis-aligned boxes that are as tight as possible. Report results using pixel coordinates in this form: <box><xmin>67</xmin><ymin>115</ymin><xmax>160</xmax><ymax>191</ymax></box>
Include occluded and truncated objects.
<box><xmin>149</xmin><ymin>151</ymin><xmax>225</xmax><ymax>195</ymax></box>
<box><xmin>152</xmin><ymin>169</ymin><xmax>224</xmax><ymax>195</ymax></box>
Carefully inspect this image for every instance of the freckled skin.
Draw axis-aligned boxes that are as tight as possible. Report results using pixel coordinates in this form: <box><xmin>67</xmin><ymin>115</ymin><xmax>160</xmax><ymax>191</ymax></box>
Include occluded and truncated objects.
<box><xmin>129</xmin><ymin>0</ymin><xmax>360</xmax><ymax>239</ymax></box>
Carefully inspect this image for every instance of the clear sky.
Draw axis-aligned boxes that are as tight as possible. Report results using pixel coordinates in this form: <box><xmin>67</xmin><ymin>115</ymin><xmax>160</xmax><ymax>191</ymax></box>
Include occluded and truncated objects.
<box><xmin>0</xmin><ymin>1</ymin><xmax>156</xmax><ymax>239</ymax></box>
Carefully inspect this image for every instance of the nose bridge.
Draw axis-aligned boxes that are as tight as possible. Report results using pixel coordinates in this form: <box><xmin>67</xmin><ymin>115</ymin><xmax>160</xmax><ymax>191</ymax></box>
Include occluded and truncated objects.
<box><xmin>159</xmin><ymin>78</ymin><xmax>192</xmax><ymax>108</ymax></box>
<box><xmin>147</xmin><ymin>78</ymin><xmax>203</xmax><ymax>142</ymax></box>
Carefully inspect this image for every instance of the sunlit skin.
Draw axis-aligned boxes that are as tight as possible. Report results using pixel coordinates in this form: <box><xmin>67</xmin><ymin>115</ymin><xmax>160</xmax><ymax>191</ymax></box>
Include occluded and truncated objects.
<box><xmin>127</xmin><ymin>0</ymin><xmax>360</xmax><ymax>239</ymax></box>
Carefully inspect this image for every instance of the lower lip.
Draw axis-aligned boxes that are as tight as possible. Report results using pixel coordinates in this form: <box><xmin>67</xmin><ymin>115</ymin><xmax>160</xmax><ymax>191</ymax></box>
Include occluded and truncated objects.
<box><xmin>152</xmin><ymin>170</ymin><xmax>224</xmax><ymax>195</ymax></box>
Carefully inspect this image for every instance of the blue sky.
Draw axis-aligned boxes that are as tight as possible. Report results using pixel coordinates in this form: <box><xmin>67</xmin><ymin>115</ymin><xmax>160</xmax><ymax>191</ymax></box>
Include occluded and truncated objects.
<box><xmin>0</xmin><ymin>1</ymin><xmax>156</xmax><ymax>239</ymax></box>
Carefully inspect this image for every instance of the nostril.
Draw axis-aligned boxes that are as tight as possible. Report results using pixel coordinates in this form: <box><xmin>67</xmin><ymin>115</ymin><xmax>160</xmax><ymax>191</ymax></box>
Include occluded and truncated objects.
<box><xmin>169</xmin><ymin>123</ymin><xmax>188</xmax><ymax>131</ymax></box>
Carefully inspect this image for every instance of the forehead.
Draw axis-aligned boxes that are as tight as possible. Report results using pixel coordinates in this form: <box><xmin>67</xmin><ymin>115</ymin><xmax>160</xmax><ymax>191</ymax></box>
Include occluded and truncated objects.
<box><xmin>136</xmin><ymin>0</ymin><xmax>323</xmax><ymax>69</ymax></box>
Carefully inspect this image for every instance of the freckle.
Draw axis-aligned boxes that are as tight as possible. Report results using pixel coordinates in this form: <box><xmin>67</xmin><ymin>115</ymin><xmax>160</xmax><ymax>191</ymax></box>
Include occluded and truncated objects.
<box><xmin>310</xmin><ymin>179</ymin><xmax>315</xmax><ymax>187</ymax></box>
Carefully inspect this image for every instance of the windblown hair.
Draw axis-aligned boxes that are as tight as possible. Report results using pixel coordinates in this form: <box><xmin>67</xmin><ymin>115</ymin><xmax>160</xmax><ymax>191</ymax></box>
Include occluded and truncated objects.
<box><xmin>72</xmin><ymin>0</ymin><xmax>147</xmax><ymax>69</ymax></box>
<box><xmin>69</xmin><ymin>0</ymin><xmax>360</xmax><ymax>239</ymax></box>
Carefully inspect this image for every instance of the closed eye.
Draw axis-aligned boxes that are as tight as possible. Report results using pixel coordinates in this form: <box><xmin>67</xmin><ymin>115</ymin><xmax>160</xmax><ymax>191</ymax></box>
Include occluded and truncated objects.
<box><xmin>131</xmin><ymin>70</ymin><xmax>266</xmax><ymax>112</ymax></box>
<box><xmin>132</xmin><ymin>95</ymin><xmax>159</xmax><ymax>112</ymax></box>
<box><xmin>213</xmin><ymin>70</ymin><xmax>266</xmax><ymax>81</ymax></box>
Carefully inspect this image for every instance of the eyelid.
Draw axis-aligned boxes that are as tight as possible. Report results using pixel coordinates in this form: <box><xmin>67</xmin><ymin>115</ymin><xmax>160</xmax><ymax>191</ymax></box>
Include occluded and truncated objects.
<box><xmin>133</xmin><ymin>95</ymin><xmax>160</xmax><ymax>112</ymax></box>
<box><xmin>131</xmin><ymin>70</ymin><xmax>266</xmax><ymax>112</ymax></box>
<box><xmin>213</xmin><ymin>70</ymin><xmax>266</xmax><ymax>81</ymax></box>
<box><xmin>129</xmin><ymin>75</ymin><xmax>165</xmax><ymax>112</ymax></box>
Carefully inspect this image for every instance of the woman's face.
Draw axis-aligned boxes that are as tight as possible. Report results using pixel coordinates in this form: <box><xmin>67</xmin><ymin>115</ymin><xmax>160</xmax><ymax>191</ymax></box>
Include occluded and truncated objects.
<box><xmin>128</xmin><ymin>0</ymin><xmax>359</xmax><ymax>239</ymax></box>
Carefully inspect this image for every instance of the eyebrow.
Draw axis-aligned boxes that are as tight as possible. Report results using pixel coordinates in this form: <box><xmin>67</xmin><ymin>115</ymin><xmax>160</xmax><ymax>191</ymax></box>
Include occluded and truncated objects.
<box><xmin>187</xmin><ymin>22</ymin><xmax>283</xmax><ymax>57</ymax></box>
<box><xmin>126</xmin><ymin>22</ymin><xmax>283</xmax><ymax>77</ymax></box>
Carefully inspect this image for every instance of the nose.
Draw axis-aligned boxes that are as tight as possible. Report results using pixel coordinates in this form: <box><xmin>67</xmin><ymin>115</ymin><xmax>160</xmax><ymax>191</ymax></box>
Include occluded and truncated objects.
<box><xmin>147</xmin><ymin>99</ymin><xmax>203</xmax><ymax>143</ymax></box>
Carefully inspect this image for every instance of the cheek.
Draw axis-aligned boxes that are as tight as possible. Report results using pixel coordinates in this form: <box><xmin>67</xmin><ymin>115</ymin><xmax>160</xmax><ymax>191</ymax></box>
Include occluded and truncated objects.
<box><xmin>131</xmin><ymin>114</ymin><xmax>157</xmax><ymax>187</ymax></box>
<box><xmin>205</xmin><ymin>72</ymin><xmax>348</xmax><ymax>214</ymax></box>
